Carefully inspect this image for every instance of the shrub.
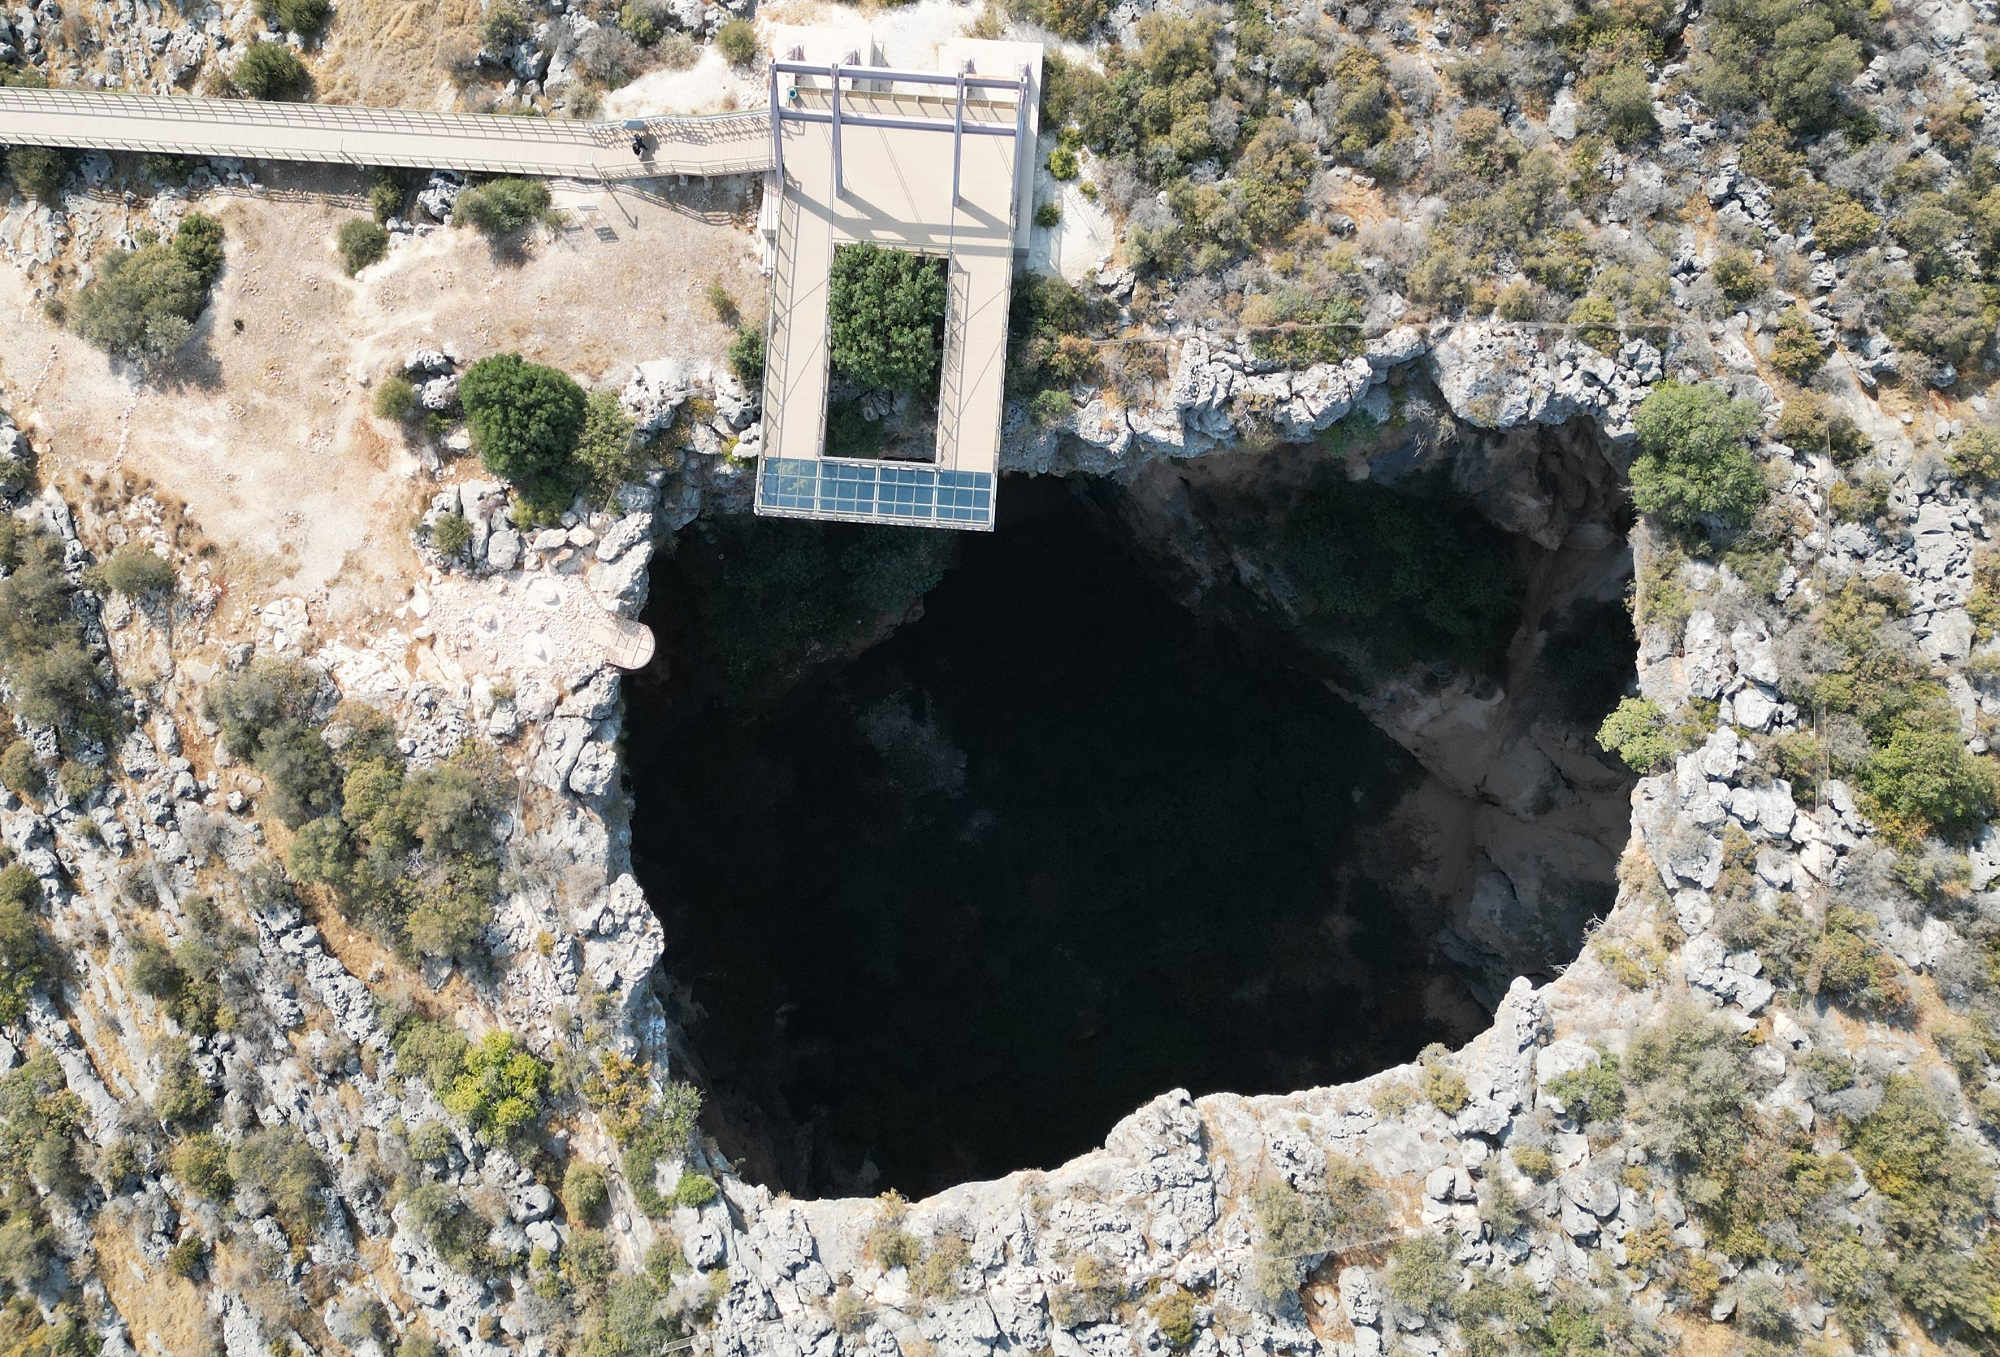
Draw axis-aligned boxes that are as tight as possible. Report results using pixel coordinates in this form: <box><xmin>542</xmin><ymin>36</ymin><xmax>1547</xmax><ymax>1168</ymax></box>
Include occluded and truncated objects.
<box><xmin>0</xmin><ymin>528</ymin><xmax>121</xmax><ymax>747</ymax></box>
<box><xmin>1546</xmin><ymin>1051</ymin><xmax>1624</xmax><ymax>1125</ymax></box>
<box><xmin>368</xmin><ymin>174</ymin><xmax>404</xmax><ymax>223</ymax></box>
<box><xmin>1582</xmin><ymin>61</ymin><xmax>1657</xmax><ymax>146</ymax></box>
<box><xmin>1149</xmin><ymin>1290</ymin><xmax>1197</xmax><ymax>1348</ymax></box>
<box><xmin>1621</xmin><ymin>1006</ymin><xmax>1748</xmax><ymax>1169</ymax></box>
<box><xmin>727</xmin><ymin>323</ymin><xmax>765</xmax><ymax>386</ymax></box>
<box><xmin>338</xmin><ymin>218</ymin><xmax>389</xmax><ymax>275</ymax></box>
<box><xmin>7</xmin><ymin>146</ymin><xmax>68</xmax><ymax>200</ymax></box>
<box><xmin>1511</xmin><ymin>1144</ymin><xmax>1554</xmax><ymax>1181</ymax></box>
<box><xmin>1710</xmin><ymin>248</ymin><xmax>1768</xmax><ymax>303</ymax></box>
<box><xmin>459</xmin><ymin>353</ymin><xmax>587</xmax><ymax>501</ymax></box>
<box><xmin>0</xmin><ymin>741</ymin><xmax>41</xmax><ymax>801</ymax></box>
<box><xmin>393</xmin><ymin>1020</ymin><xmax>470</xmax><ymax>1089</ymax></box>
<box><xmin>1628</xmin><ymin>382</ymin><xmax>1766</xmax><ymax>530</ymax></box>
<box><xmin>0</xmin><ymin>865</ymin><xmax>46</xmax><ymax>1023</ymax></box>
<box><xmin>404</xmin><ymin>1180</ymin><xmax>492</xmax><ymax>1273</ymax></box>
<box><xmin>229</xmin><ymin>1127</ymin><xmax>327</xmax><ymax>1240</ymax></box>
<box><xmin>1769</xmin><ymin>311</ymin><xmax>1824</xmax><ymax>380</ymax></box>
<box><xmin>1419</xmin><ymin>1043</ymin><xmax>1470</xmax><ymax>1114</ymax></box>
<box><xmin>1034</xmin><ymin>201</ymin><xmax>1062</xmax><ymax>228</ymax></box>
<box><xmin>440</xmin><ymin>1031</ymin><xmax>547</xmax><ymax>1141</ymax></box>
<box><xmin>1048</xmin><ymin>145</ymin><xmax>1079</xmax><ymax>179</ymax></box>
<box><xmin>1810</xmin><ymin>906</ymin><xmax>1906</xmax><ymax>1011</ymax></box>
<box><xmin>1775</xmin><ymin>392</ymin><xmax>1870</xmax><ymax>464</ymax></box>
<box><xmin>481</xmin><ymin>0</ymin><xmax>529</xmax><ymax>48</ymax></box>
<box><xmin>827</xmin><ymin>243</ymin><xmax>948</xmax><ymax>393</ymax></box>
<box><xmin>374</xmin><ymin>375</ymin><xmax>417</xmax><ymax>420</ymax></box>
<box><xmin>575</xmin><ymin>390</ymin><xmax>640</xmax><ymax>502</ymax></box>
<box><xmin>95</xmin><ymin>544</ymin><xmax>175</xmax><ymax>597</ymax></box>
<box><xmin>865</xmin><ymin>1193</ymin><xmax>922</xmax><ymax>1269</ymax></box>
<box><xmin>1889</xmin><ymin>279</ymin><xmax>2000</xmax><ymax>367</ymax></box>
<box><xmin>674</xmin><ymin>1172</ymin><xmax>719</xmax><ymax>1208</ymax></box>
<box><xmin>1862</xmin><ymin>726</ymin><xmax>1995</xmax><ymax>843</ymax></box>
<box><xmin>407</xmin><ymin>1119</ymin><xmax>452</xmax><ymax>1160</ymax></box>
<box><xmin>257</xmin><ymin>0</ymin><xmax>332</xmax><ymax>36</ymax></box>
<box><xmin>207</xmin><ymin>661</ymin><xmax>338</xmax><ymax>828</ymax></box>
<box><xmin>451</xmin><ymin>178</ymin><xmax>551</xmax><ymax>236</ymax></box>
<box><xmin>563</xmin><ymin>1161</ymin><xmax>610</xmax><ymax>1223</ymax></box>
<box><xmin>1950</xmin><ymin>425</ymin><xmax>2000</xmax><ymax>484</ymax></box>
<box><xmin>154</xmin><ymin>1051</ymin><xmax>216</xmax><ymax>1125</ymax></box>
<box><xmin>232</xmin><ymin>41</ymin><xmax>310</xmax><ymax>99</ymax></box>
<box><xmin>166</xmin><ymin>1234</ymin><xmax>208</xmax><ymax>1280</ymax></box>
<box><xmin>1385</xmin><ymin>1234</ymin><xmax>1458</xmax><ymax>1324</ymax></box>
<box><xmin>169</xmin><ymin>1133</ymin><xmax>233</xmax><ymax>1198</ymax></box>
<box><xmin>715</xmin><ymin>18</ymin><xmax>757</xmax><ymax>67</ymax></box>
<box><xmin>431</xmin><ymin>511</ymin><xmax>472</xmax><ymax>559</ymax></box>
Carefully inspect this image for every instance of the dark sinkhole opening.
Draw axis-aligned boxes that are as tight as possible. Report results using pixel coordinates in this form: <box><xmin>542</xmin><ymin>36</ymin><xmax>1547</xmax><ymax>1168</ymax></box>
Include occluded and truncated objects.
<box><xmin>627</xmin><ymin>454</ymin><xmax>1636</xmax><ymax>1200</ymax></box>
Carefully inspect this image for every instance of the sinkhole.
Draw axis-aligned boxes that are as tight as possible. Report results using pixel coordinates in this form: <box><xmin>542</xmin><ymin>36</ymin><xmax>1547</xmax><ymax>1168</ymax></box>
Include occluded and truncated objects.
<box><xmin>626</xmin><ymin>448</ymin><xmax>1637</xmax><ymax>1200</ymax></box>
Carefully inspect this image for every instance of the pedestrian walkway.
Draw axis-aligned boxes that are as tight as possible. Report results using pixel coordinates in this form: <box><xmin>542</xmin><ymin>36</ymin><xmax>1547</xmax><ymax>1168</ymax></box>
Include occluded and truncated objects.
<box><xmin>0</xmin><ymin>87</ymin><xmax>772</xmax><ymax>179</ymax></box>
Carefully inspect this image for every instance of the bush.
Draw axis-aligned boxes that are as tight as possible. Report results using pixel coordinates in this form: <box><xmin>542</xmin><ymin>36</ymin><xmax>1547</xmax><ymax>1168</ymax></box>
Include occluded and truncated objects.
<box><xmin>1546</xmin><ymin>1050</ymin><xmax>1624</xmax><ymax>1125</ymax></box>
<box><xmin>715</xmin><ymin>18</ymin><xmax>757</xmax><ymax>67</ymax></box>
<box><xmin>440</xmin><ymin>1031</ymin><xmax>547</xmax><ymax>1141</ymax></box>
<box><xmin>404</xmin><ymin>1180</ymin><xmax>492</xmax><ymax>1273</ymax></box>
<box><xmin>232</xmin><ymin>41</ymin><xmax>310</xmax><ymax>99</ymax></box>
<box><xmin>374</xmin><ymin>375</ymin><xmax>417</xmax><ymax>420</ymax></box>
<box><xmin>170</xmin><ymin>1133</ymin><xmax>233</xmax><ymax>1198</ymax></box>
<box><xmin>1385</xmin><ymin>1234</ymin><xmax>1458</xmax><ymax>1324</ymax></box>
<box><xmin>0</xmin><ymin>528</ymin><xmax>121</xmax><ymax>746</ymax></box>
<box><xmin>206</xmin><ymin>661</ymin><xmax>338</xmax><ymax>828</ymax></box>
<box><xmin>1862</xmin><ymin>726</ymin><xmax>1995</xmax><ymax>843</ymax></box>
<box><xmin>1769</xmin><ymin>311</ymin><xmax>1824</xmax><ymax>380</ymax></box>
<box><xmin>166</xmin><ymin>1234</ymin><xmax>208</xmax><ymax>1280</ymax></box>
<box><xmin>258</xmin><ymin>0</ymin><xmax>332</xmax><ymax>36</ymax></box>
<box><xmin>575</xmin><ymin>390</ymin><xmax>640</xmax><ymax>503</ymax></box>
<box><xmin>674</xmin><ymin>1172</ymin><xmax>718</xmax><ymax>1208</ymax></box>
<box><xmin>1776</xmin><ymin>392</ymin><xmax>1870</xmax><ymax>464</ymax></box>
<box><xmin>827</xmin><ymin>243</ymin><xmax>948</xmax><ymax>393</ymax></box>
<box><xmin>229</xmin><ymin>1127</ymin><xmax>327</xmax><ymax>1240</ymax></box>
<box><xmin>1034</xmin><ymin>201</ymin><xmax>1062</xmax><ymax>228</ymax></box>
<box><xmin>1628</xmin><ymin>382</ymin><xmax>1766</xmax><ymax>530</ymax></box>
<box><xmin>481</xmin><ymin>0</ymin><xmax>529</xmax><ymax>48</ymax></box>
<box><xmin>368</xmin><ymin>174</ymin><xmax>405</xmax><ymax>223</ymax></box>
<box><xmin>0</xmin><ymin>740</ymin><xmax>41</xmax><ymax>801</ymax></box>
<box><xmin>95</xmin><ymin>544</ymin><xmax>175</xmax><ymax>597</ymax></box>
<box><xmin>1419</xmin><ymin>1043</ymin><xmax>1469</xmax><ymax>1114</ymax></box>
<box><xmin>1048</xmin><ymin>145</ymin><xmax>1079</xmax><ymax>179</ymax></box>
<box><xmin>0</xmin><ymin>865</ymin><xmax>46</xmax><ymax>1024</ymax></box>
<box><xmin>1950</xmin><ymin>426</ymin><xmax>2000</xmax><ymax>484</ymax></box>
<box><xmin>451</xmin><ymin>178</ymin><xmax>551</xmax><ymax>236</ymax></box>
<box><xmin>7</xmin><ymin>146</ymin><xmax>68</xmax><ymax>200</ymax></box>
<box><xmin>727</xmin><ymin>323</ymin><xmax>765</xmax><ymax>386</ymax></box>
<box><xmin>563</xmin><ymin>1161</ymin><xmax>610</xmax><ymax>1223</ymax></box>
<box><xmin>1581</xmin><ymin>61</ymin><xmax>1657</xmax><ymax>146</ymax></box>
<box><xmin>1621</xmin><ymin>1006</ymin><xmax>1748</xmax><ymax>1169</ymax></box>
<box><xmin>431</xmin><ymin>511</ymin><xmax>472</xmax><ymax>559</ymax></box>
<box><xmin>1711</xmin><ymin>248</ymin><xmax>1768</xmax><ymax>303</ymax></box>
<box><xmin>459</xmin><ymin>353</ymin><xmax>587</xmax><ymax>500</ymax></box>
<box><xmin>338</xmin><ymin>218</ymin><xmax>389</xmax><ymax>275</ymax></box>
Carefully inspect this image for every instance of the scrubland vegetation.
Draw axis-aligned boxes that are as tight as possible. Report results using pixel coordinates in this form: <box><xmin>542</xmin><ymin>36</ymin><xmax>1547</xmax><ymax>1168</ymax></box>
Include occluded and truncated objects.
<box><xmin>72</xmin><ymin>213</ymin><xmax>225</xmax><ymax>358</ymax></box>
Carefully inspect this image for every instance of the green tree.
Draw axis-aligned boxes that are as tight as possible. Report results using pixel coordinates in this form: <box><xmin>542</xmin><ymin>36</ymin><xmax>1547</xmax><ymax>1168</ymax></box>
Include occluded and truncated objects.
<box><xmin>827</xmin><ymin>243</ymin><xmax>948</xmax><ymax>393</ymax></box>
<box><xmin>458</xmin><ymin>353</ymin><xmax>588</xmax><ymax>498</ymax></box>
<box><xmin>95</xmin><ymin>544</ymin><xmax>176</xmax><ymax>597</ymax></box>
<box><xmin>232</xmin><ymin>40</ymin><xmax>311</xmax><ymax>100</ymax></box>
<box><xmin>1597</xmin><ymin>697</ymin><xmax>1678</xmax><ymax>774</ymax></box>
<box><xmin>0</xmin><ymin>864</ymin><xmax>46</xmax><ymax>1024</ymax></box>
<box><xmin>727</xmin><ymin>323</ymin><xmax>765</xmax><ymax>386</ymax></box>
<box><xmin>257</xmin><ymin>0</ymin><xmax>333</xmax><ymax>37</ymax></box>
<box><xmin>441</xmin><ymin>1031</ymin><xmax>547</xmax><ymax>1140</ymax></box>
<box><xmin>338</xmin><ymin>218</ymin><xmax>389</xmax><ymax>275</ymax></box>
<box><xmin>1628</xmin><ymin>382</ymin><xmax>1766</xmax><ymax>530</ymax></box>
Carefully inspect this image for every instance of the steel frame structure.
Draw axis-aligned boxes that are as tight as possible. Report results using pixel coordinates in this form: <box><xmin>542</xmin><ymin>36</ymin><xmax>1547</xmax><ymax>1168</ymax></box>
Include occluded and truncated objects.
<box><xmin>764</xmin><ymin>58</ymin><xmax>1030</xmax><ymax>200</ymax></box>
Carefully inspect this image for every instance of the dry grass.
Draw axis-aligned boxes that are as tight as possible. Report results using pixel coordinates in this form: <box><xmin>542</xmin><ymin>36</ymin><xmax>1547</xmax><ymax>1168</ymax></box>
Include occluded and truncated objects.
<box><xmin>92</xmin><ymin>1216</ymin><xmax>220</xmax><ymax>1357</ymax></box>
<box><xmin>316</xmin><ymin>0</ymin><xmax>485</xmax><ymax>111</ymax></box>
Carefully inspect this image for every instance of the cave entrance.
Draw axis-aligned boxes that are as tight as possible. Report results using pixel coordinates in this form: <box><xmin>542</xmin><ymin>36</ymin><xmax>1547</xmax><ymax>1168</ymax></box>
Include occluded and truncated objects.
<box><xmin>626</xmin><ymin>452</ymin><xmax>1634</xmax><ymax>1200</ymax></box>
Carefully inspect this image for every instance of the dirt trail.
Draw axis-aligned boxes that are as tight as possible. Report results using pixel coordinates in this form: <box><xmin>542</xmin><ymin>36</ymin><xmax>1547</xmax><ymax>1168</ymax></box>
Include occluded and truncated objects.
<box><xmin>0</xmin><ymin>163</ymin><xmax>761</xmax><ymax>634</ymax></box>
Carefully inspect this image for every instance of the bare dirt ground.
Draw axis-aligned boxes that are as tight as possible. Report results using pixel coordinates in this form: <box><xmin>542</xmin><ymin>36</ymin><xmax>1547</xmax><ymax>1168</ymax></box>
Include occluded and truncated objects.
<box><xmin>0</xmin><ymin>163</ymin><xmax>763</xmax><ymax>635</ymax></box>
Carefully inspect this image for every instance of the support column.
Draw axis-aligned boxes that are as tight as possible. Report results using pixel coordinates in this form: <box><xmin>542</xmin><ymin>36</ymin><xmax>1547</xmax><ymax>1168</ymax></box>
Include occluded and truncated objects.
<box><xmin>768</xmin><ymin>63</ymin><xmax>783</xmax><ymax>183</ymax></box>
<box><xmin>950</xmin><ymin>69</ymin><xmax>966</xmax><ymax>206</ymax></box>
<box><xmin>830</xmin><ymin>61</ymin><xmax>844</xmax><ymax>199</ymax></box>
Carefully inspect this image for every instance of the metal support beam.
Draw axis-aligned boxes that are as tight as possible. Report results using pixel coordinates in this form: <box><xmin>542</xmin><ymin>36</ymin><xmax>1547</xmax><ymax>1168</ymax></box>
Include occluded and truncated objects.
<box><xmin>829</xmin><ymin>60</ymin><xmax>843</xmax><ymax>199</ymax></box>
<box><xmin>951</xmin><ymin>70</ymin><xmax>966</xmax><ymax>206</ymax></box>
<box><xmin>774</xmin><ymin>108</ymin><xmax>1020</xmax><ymax>137</ymax></box>
<box><xmin>768</xmin><ymin>63</ymin><xmax>783</xmax><ymax>184</ymax></box>
<box><xmin>770</xmin><ymin>59</ymin><xmax>1022</xmax><ymax>90</ymax></box>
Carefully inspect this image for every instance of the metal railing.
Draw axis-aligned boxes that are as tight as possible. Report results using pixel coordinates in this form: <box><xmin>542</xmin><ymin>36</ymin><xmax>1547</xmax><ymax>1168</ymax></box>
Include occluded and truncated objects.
<box><xmin>935</xmin><ymin>259</ymin><xmax>973</xmax><ymax>467</ymax></box>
